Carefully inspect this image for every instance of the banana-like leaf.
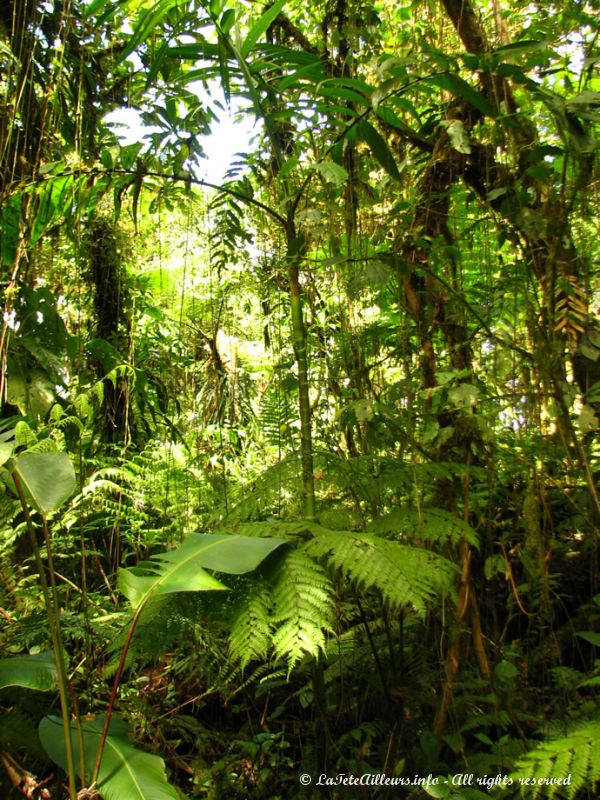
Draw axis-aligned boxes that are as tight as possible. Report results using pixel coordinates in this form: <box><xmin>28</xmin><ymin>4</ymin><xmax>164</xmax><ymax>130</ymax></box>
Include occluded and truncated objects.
<box><xmin>13</xmin><ymin>452</ymin><xmax>76</xmax><ymax>514</ymax></box>
<box><xmin>118</xmin><ymin>533</ymin><xmax>287</xmax><ymax>609</ymax></box>
<box><xmin>0</xmin><ymin>651</ymin><xmax>57</xmax><ymax>691</ymax></box>
<box><xmin>39</xmin><ymin>715</ymin><xmax>179</xmax><ymax>800</ymax></box>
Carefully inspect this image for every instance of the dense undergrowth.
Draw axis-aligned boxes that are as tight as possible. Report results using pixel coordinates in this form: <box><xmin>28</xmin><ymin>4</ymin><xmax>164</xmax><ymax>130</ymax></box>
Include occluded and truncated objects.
<box><xmin>1</xmin><ymin>0</ymin><xmax>599</xmax><ymax>797</ymax></box>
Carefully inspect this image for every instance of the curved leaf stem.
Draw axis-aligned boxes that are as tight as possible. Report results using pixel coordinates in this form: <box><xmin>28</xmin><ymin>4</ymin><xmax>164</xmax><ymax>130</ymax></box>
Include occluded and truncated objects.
<box><xmin>12</xmin><ymin>470</ymin><xmax>78</xmax><ymax>800</ymax></box>
<box><xmin>91</xmin><ymin>603</ymin><xmax>144</xmax><ymax>786</ymax></box>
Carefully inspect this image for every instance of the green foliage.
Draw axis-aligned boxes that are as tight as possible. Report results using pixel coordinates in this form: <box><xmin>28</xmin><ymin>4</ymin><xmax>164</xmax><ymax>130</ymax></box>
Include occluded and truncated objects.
<box><xmin>510</xmin><ymin>720</ymin><xmax>600</xmax><ymax>798</ymax></box>
<box><xmin>118</xmin><ymin>533</ymin><xmax>287</xmax><ymax>610</ymax></box>
<box><xmin>0</xmin><ymin>0</ymin><xmax>599</xmax><ymax>796</ymax></box>
<box><xmin>13</xmin><ymin>452</ymin><xmax>76</xmax><ymax>515</ymax></box>
<box><xmin>0</xmin><ymin>652</ymin><xmax>56</xmax><ymax>692</ymax></box>
<box><xmin>230</xmin><ymin>548</ymin><xmax>334</xmax><ymax>670</ymax></box>
<box><xmin>306</xmin><ymin>530</ymin><xmax>456</xmax><ymax>614</ymax></box>
<box><xmin>369</xmin><ymin>507</ymin><xmax>479</xmax><ymax>548</ymax></box>
<box><xmin>39</xmin><ymin>714</ymin><xmax>179</xmax><ymax>800</ymax></box>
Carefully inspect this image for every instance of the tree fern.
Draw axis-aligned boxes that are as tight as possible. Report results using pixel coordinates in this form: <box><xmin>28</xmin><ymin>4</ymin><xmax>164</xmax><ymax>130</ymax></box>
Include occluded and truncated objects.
<box><xmin>217</xmin><ymin>455</ymin><xmax>303</xmax><ymax>523</ymax></box>
<box><xmin>258</xmin><ymin>377</ymin><xmax>298</xmax><ymax>449</ymax></box>
<box><xmin>230</xmin><ymin>548</ymin><xmax>334</xmax><ymax>671</ymax></box>
<box><xmin>369</xmin><ymin>507</ymin><xmax>479</xmax><ymax>548</ymax></box>
<box><xmin>271</xmin><ymin>549</ymin><xmax>334</xmax><ymax>669</ymax></box>
<box><xmin>511</xmin><ymin>720</ymin><xmax>600</xmax><ymax>798</ymax></box>
<box><xmin>306</xmin><ymin>530</ymin><xmax>456</xmax><ymax>614</ymax></box>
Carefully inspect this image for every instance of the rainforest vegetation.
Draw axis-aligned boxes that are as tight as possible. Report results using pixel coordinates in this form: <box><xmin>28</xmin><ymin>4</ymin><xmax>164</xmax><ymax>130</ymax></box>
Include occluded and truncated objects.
<box><xmin>0</xmin><ymin>0</ymin><xmax>599</xmax><ymax>797</ymax></box>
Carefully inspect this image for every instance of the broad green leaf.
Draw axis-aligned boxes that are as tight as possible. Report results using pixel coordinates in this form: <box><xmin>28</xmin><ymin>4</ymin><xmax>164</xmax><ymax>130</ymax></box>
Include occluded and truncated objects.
<box><xmin>166</xmin><ymin>42</ymin><xmax>220</xmax><ymax>60</ymax></box>
<box><xmin>428</xmin><ymin>73</ymin><xmax>497</xmax><ymax>118</ymax></box>
<box><xmin>316</xmin><ymin>85</ymin><xmax>370</xmax><ymax>106</ymax></box>
<box><xmin>576</xmin><ymin>631</ymin><xmax>600</xmax><ymax>647</ymax></box>
<box><xmin>354</xmin><ymin>399</ymin><xmax>375</xmax><ymax>422</ymax></box>
<box><xmin>13</xmin><ymin>452</ymin><xmax>76</xmax><ymax>514</ymax></box>
<box><xmin>487</xmin><ymin>186</ymin><xmax>508</xmax><ymax>202</ymax></box>
<box><xmin>1</xmin><ymin>194</ymin><xmax>21</xmax><ymax>267</ymax></box>
<box><xmin>495</xmin><ymin>659</ymin><xmax>518</xmax><ymax>681</ymax></box>
<box><xmin>0</xmin><ymin>652</ymin><xmax>56</xmax><ymax>691</ymax></box>
<box><xmin>578</xmin><ymin>405</ymin><xmax>598</xmax><ymax>434</ymax></box>
<box><xmin>30</xmin><ymin>175</ymin><xmax>74</xmax><ymax>244</ymax></box>
<box><xmin>242</xmin><ymin>0</ymin><xmax>286</xmax><ymax>57</ymax></box>
<box><xmin>0</xmin><ymin>441</ymin><xmax>14</xmax><ymax>466</ymax></box>
<box><xmin>493</xmin><ymin>38</ymin><xmax>550</xmax><ymax>56</ymax></box>
<box><xmin>118</xmin><ymin>533</ymin><xmax>287</xmax><ymax>609</ymax></box>
<box><xmin>39</xmin><ymin>715</ymin><xmax>179</xmax><ymax>800</ymax></box>
<box><xmin>315</xmin><ymin>161</ymin><xmax>348</xmax><ymax>186</ymax></box>
<box><xmin>358</xmin><ymin>120</ymin><xmax>401</xmax><ymax>181</ymax></box>
<box><xmin>448</xmin><ymin>383</ymin><xmax>479</xmax><ymax>409</ymax></box>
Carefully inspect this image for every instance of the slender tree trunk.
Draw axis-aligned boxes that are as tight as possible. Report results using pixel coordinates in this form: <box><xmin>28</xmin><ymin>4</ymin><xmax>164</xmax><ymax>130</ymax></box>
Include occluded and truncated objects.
<box><xmin>286</xmin><ymin>212</ymin><xmax>315</xmax><ymax>519</ymax></box>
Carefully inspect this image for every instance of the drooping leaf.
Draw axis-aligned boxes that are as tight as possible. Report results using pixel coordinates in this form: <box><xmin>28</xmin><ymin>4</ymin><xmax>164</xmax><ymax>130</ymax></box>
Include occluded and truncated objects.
<box><xmin>445</xmin><ymin>119</ymin><xmax>471</xmax><ymax>154</ymax></box>
<box><xmin>39</xmin><ymin>715</ymin><xmax>179</xmax><ymax>800</ymax></box>
<box><xmin>576</xmin><ymin>631</ymin><xmax>600</xmax><ymax>647</ymax></box>
<box><xmin>0</xmin><ymin>652</ymin><xmax>57</xmax><ymax>691</ymax></box>
<box><xmin>427</xmin><ymin>73</ymin><xmax>497</xmax><ymax>117</ymax></box>
<box><xmin>118</xmin><ymin>533</ymin><xmax>287</xmax><ymax>609</ymax></box>
<box><xmin>30</xmin><ymin>175</ymin><xmax>75</xmax><ymax>244</ymax></box>
<box><xmin>510</xmin><ymin>720</ymin><xmax>600</xmax><ymax>799</ymax></box>
<box><xmin>13</xmin><ymin>452</ymin><xmax>76</xmax><ymax>514</ymax></box>
<box><xmin>242</xmin><ymin>0</ymin><xmax>286</xmax><ymax>57</ymax></box>
<box><xmin>369</xmin><ymin>508</ymin><xmax>479</xmax><ymax>549</ymax></box>
<box><xmin>270</xmin><ymin>548</ymin><xmax>334</xmax><ymax>669</ymax></box>
<box><xmin>121</xmin><ymin>0</ymin><xmax>179</xmax><ymax>60</ymax></box>
<box><xmin>358</xmin><ymin>120</ymin><xmax>401</xmax><ymax>181</ymax></box>
<box><xmin>1</xmin><ymin>194</ymin><xmax>21</xmax><ymax>267</ymax></box>
<box><xmin>0</xmin><ymin>440</ymin><xmax>14</xmax><ymax>466</ymax></box>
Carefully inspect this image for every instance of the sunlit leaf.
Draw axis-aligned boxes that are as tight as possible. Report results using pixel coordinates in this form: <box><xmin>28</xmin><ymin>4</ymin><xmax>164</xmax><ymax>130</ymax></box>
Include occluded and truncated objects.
<box><xmin>242</xmin><ymin>0</ymin><xmax>286</xmax><ymax>57</ymax></box>
<box><xmin>119</xmin><ymin>533</ymin><xmax>287</xmax><ymax>609</ymax></box>
<box><xmin>13</xmin><ymin>452</ymin><xmax>76</xmax><ymax>514</ymax></box>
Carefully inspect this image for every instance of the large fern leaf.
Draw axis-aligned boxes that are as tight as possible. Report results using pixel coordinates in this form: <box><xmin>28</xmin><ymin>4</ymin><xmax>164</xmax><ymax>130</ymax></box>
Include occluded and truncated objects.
<box><xmin>229</xmin><ymin>583</ymin><xmax>273</xmax><ymax>669</ymax></box>
<box><xmin>511</xmin><ymin>719</ymin><xmax>600</xmax><ymax>798</ymax></box>
<box><xmin>369</xmin><ymin>507</ymin><xmax>479</xmax><ymax>548</ymax></box>
<box><xmin>306</xmin><ymin>531</ymin><xmax>456</xmax><ymax>614</ymax></box>
<box><xmin>230</xmin><ymin>549</ymin><xmax>334</xmax><ymax>671</ymax></box>
<box><xmin>270</xmin><ymin>549</ymin><xmax>334</xmax><ymax>669</ymax></box>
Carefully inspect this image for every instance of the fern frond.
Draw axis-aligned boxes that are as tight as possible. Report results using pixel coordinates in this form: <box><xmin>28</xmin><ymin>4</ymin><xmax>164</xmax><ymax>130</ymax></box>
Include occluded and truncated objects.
<box><xmin>217</xmin><ymin>456</ymin><xmax>302</xmax><ymax>524</ymax></box>
<box><xmin>369</xmin><ymin>508</ymin><xmax>479</xmax><ymax>549</ymax></box>
<box><xmin>229</xmin><ymin>584</ymin><xmax>273</xmax><ymax>669</ymax></box>
<box><xmin>306</xmin><ymin>531</ymin><xmax>456</xmax><ymax>614</ymax></box>
<box><xmin>15</xmin><ymin>421</ymin><xmax>36</xmax><ymax>448</ymax></box>
<box><xmin>24</xmin><ymin>437</ymin><xmax>60</xmax><ymax>454</ymax></box>
<box><xmin>271</xmin><ymin>549</ymin><xmax>334</xmax><ymax>669</ymax></box>
<box><xmin>229</xmin><ymin>549</ymin><xmax>334</xmax><ymax>672</ymax></box>
<box><xmin>511</xmin><ymin>720</ymin><xmax>600</xmax><ymax>799</ymax></box>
